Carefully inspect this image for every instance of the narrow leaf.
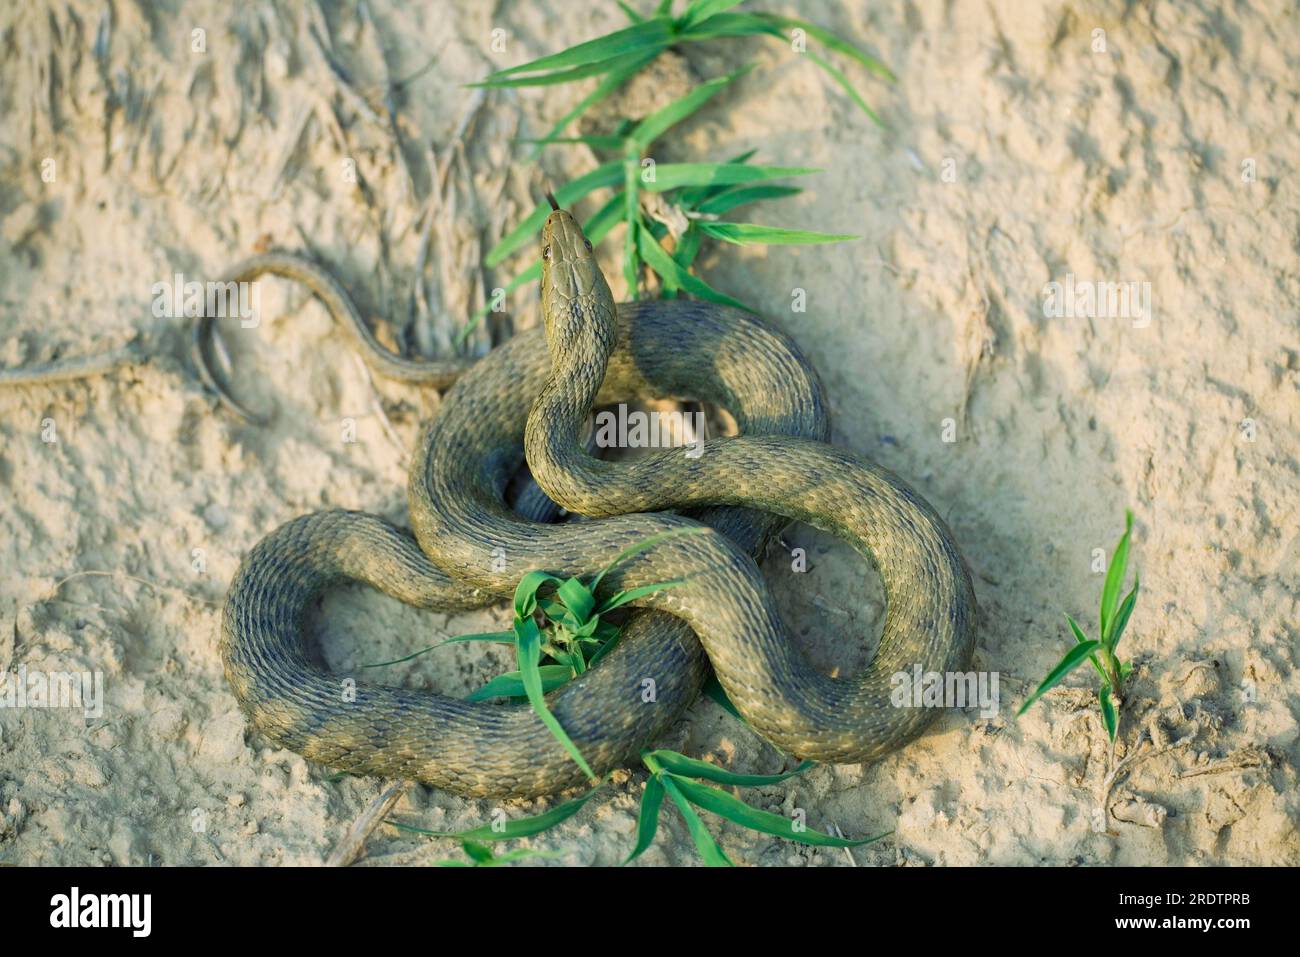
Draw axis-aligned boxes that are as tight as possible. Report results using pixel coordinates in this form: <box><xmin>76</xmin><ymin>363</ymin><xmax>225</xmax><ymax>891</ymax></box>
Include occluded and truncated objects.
<box><xmin>752</xmin><ymin>13</ymin><xmax>895</xmax><ymax>80</ymax></box>
<box><xmin>645</xmin><ymin>749</ymin><xmax>814</xmax><ymax>786</ymax></box>
<box><xmin>645</xmin><ymin>162</ymin><xmax>820</xmax><ymax>193</ymax></box>
<box><xmin>628</xmin><ymin>65</ymin><xmax>752</xmax><ymax>150</ymax></box>
<box><xmin>695</xmin><ymin>184</ymin><xmax>802</xmax><ymax>215</ymax></box>
<box><xmin>679</xmin><ymin>0</ymin><xmax>748</xmax><ymax>30</ymax></box>
<box><xmin>556</xmin><ymin>576</ymin><xmax>597</xmax><ymax>623</ymax></box>
<box><xmin>518</xmin><ymin>616</ymin><xmax>597</xmax><ymax>781</ymax></box>
<box><xmin>1109</xmin><ymin>575</ymin><xmax>1140</xmax><ymax>654</ymax></box>
<box><xmin>703</xmin><ymin>674</ymin><xmax>743</xmax><ymax>720</ymax></box>
<box><xmin>482</xmin><ymin>18</ymin><xmax>674</xmax><ymax>79</ymax></box>
<box><xmin>363</xmin><ymin>630</ymin><xmax>515</xmax><ymax>668</ymax></box>
<box><xmin>591</xmin><ymin>525</ymin><xmax>710</xmax><ymax>591</ymax></box>
<box><xmin>1099</xmin><ymin>684</ymin><xmax>1118</xmax><ymax>741</ymax></box>
<box><xmin>527</xmin><ymin>51</ymin><xmax>658</xmax><ymax>156</ymax></box>
<box><xmin>1017</xmin><ymin>639</ymin><xmax>1102</xmax><ymax>716</ymax></box>
<box><xmin>671</xmin><ymin>775</ymin><xmax>885</xmax><ymax>847</ymax></box>
<box><xmin>660</xmin><ymin>774</ymin><xmax>732</xmax><ymax>866</ymax></box>
<box><xmin>697</xmin><ymin>221</ymin><xmax>858</xmax><ymax>245</ymax></box>
<box><xmin>514</xmin><ymin>569</ymin><xmax>563</xmax><ymax>619</ymax></box>
<box><xmin>638</xmin><ymin>221</ymin><xmax>752</xmax><ymax>311</ymax></box>
<box><xmin>472</xmin><ymin>55</ymin><xmax>636</xmax><ymax>89</ymax></box>
<box><xmin>624</xmin><ymin>774</ymin><xmax>667</xmax><ymax>864</ymax></box>
<box><xmin>596</xmin><ymin>578</ymin><xmax>687</xmax><ymax>613</ymax></box>
<box><xmin>388</xmin><ymin>784</ymin><xmax>604</xmax><ymax>841</ymax></box>
<box><xmin>1066</xmin><ymin>613</ymin><xmax>1108</xmax><ymax>682</ymax></box>
<box><xmin>804</xmin><ymin>48</ymin><xmax>882</xmax><ymax>126</ymax></box>
<box><xmin>465</xmin><ymin>664</ymin><xmax>574</xmax><ymax>701</ymax></box>
<box><xmin>1099</xmin><ymin>510</ymin><xmax>1134</xmax><ymax>643</ymax></box>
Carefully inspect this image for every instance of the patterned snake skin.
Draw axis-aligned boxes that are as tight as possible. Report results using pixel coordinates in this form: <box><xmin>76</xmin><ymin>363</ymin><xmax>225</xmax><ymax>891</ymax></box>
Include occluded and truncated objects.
<box><xmin>216</xmin><ymin>210</ymin><xmax>976</xmax><ymax>798</ymax></box>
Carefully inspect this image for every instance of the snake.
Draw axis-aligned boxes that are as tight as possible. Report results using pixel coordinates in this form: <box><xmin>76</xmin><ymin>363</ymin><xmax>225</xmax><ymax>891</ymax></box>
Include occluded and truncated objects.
<box><xmin>216</xmin><ymin>202</ymin><xmax>976</xmax><ymax>799</ymax></box>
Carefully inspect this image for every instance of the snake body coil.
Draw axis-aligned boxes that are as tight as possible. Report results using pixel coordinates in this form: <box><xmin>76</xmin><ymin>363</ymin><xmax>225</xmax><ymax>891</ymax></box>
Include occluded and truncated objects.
<box><xmin>219</xmin><ymin>212</ymin><xmax>976</xmax><ymax>799</ymax></box>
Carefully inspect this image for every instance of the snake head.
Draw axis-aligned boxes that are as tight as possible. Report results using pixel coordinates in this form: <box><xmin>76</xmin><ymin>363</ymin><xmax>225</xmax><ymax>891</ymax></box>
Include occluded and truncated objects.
<box><xmin>540</xmin><ymin>208</ymin><xmax>617</xmax><ymax>359</ymax></box>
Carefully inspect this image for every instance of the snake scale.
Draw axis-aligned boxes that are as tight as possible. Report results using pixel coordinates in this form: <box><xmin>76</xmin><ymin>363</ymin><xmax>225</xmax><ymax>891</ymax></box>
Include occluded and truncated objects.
<box><xmin>215</xmin><ymin>204</ymin><xmax>976</xmax><ymax>799</ymax></box>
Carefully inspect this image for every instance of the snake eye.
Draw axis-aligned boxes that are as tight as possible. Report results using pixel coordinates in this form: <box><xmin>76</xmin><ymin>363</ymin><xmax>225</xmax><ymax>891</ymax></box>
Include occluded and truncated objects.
<box><xmin>583</xmin><ymin>238</ymin><xmax>592</xmax><ymax>251</ymax></box>
<box><xmin>542</xmin><ymin>245</ymin><xmax>551</xmax><ymax>260</ymax></box>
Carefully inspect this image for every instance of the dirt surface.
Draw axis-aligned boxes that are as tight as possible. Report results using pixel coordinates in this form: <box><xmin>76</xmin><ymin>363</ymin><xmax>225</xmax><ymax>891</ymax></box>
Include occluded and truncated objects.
<box><xmin>1</xmin><ymin>0</ymin><xmax>1296</xmax><ymax>866</ymax></box>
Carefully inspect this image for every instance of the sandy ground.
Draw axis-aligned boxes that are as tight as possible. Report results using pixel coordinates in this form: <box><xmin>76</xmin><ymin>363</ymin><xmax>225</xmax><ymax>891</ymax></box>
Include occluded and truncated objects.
<box><xmin>1</xmin><ymin>0</ymin><xmax>1297</xmax><ymax>866</ymax></box>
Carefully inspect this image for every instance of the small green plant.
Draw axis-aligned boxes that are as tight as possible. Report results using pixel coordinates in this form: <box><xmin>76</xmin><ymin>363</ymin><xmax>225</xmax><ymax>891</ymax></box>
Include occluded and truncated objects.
<box><xmin>626</xmin><ymin>749</ymin><xmax>884</xmax><ymax>866</ymax></box>
<box><xmin>494</xmin><ymin>528</ymin><xmax>709</xmax><ymax>780</ymax></box>
<box><xmin>377</xmin><ymin>526</ymin><xmax>889</xmax><ymax>865</ymax></box>
<box><xmin>369</xmin><ymin>527</ymin><xmax>705</xmax><ymax>781</ymax></box>
<box><xmin>1018</xmin><ymin>511</ymin><xmax>1140</xmax><ymax>741</ymax></box>
<box><xmin>460</xmin><ymin>68</ymin><xmax>858</xmax><ymax>341</ymax></box>
<box><xmin>475</xmin><ymin>0</ymin><xmax>892</xmax><ymax>147</ymax></box>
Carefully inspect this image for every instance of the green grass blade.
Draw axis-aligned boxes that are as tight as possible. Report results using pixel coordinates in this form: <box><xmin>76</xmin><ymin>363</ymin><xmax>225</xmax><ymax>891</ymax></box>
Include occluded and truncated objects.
<box><xmin>596</xmin><ymin>578</ymin><xmax>687</xmax><ymax>613</ymax></box>
<box><xmin>644</xmin><ymin>162</ymin><xmax>820</xmax><ymax>193</ymax></box>
<box><xmin>695</xmin><ymin>184</ymin><xmax>802</xmax><ymax>215</ymax></box>
<box><xmin>528</xmin><ymin>50</ymin><xmax>658</xmax><ymax>156</ymax></box>
<box><xmin>674</xmin><ymin>11</ymin><xmax>774</xmax><ymax>39</ymax></box>
<box><xmin>624</xmin><ymin>774</ymin><xmax>667</xmax><ymax>864</ymax></box>
<box><xmin>803</xmin><ymin>48</ymin><xmax>882</xmax><ymax>125</ymax></box>
<box><xmin>679</xmin><ymin>0</ymin><xmax>748</xmax><ymax>30</ymax></box>
<box><xmin>673</xmin><ymin>221</ymin><xmax>703</xmax><ymax>267</ymax></box>
<box><xmin>674</xmin><ymin>148</ymin><xmax>758</xmax><ymax>206</ymax></box>
<box><xmin>660</xmin><ymin>774</ymin><xmax>732</xmax><ymax>866</ymax></box>
<box><xmin>697</xmin><ymin>221</ymin><xmax>858</xmax><ymax>245</ymax></box>
<box><xmin>670</xmin><ymin>775</ymin><xmax>885</xmax><ymax>847</ymax></box>
<box><xmin>1109</xmin><ymin>575</ymin><xmax>1140</xmax><ymax>654</ymax></box>
<box><xmin>362</xmin><ymin>631</ymin><xmax>515</xmax><ymax>668</ymax></box>
<box><xmin>518</xmin><ymin>134</ymin><xmax>630</xmax><ymax>150</ymax></box>
<box><xmin>638</xmin><ymin>221</ymin><xmax>753</xmax><ymax>311</ymax></box>
<box><xmin>556</xmin><ymin>576</ymin><xmax>597</xmax><ymax>623</ymax></box>
<box><xmin>1099</xmin><ymin>683</ymin><xmax>1118</xmax><ymax>741</ymax></box>
<box><xmin>388</xmin><ymin>783</ymin><xmax>604</xmax><ymax>842</ymax></box>
<box><xmin>661</xmin><ymin>223</ymin><xmax>703</xmax><ymax>297</ymax></box>
<box><xmin>752</xmin><ymin>13</ymin><xmax>895</xmax><ymax>80</ymax></box>
<box><xmin>1017</xmin><ymin>639</ymin><xmax>1102</xmax><ymax>716</ymax></box>
<box><xmin>465</xmin><ymin>664</ymin><xmax>574</xmax><ymax>702</ymax></box>
<box><xmin>482</xmin><ymin>18</ymin><xmax>674</xmax><ymax>79</ymax></box>
<box><xmin>517</xmin><ymin>616</ymin><xmax>597</xmax><ymax>782</ymax></box>
<box><xmin>513</xmin><ymin>569</ymin><xmax>563</xmax><ymax>619</ymax></box>
<box><xmin>645</xmin><ymin>749</ymin><xmax>814</xmax><ymax>786</ymax></box>
<box><xmin>623</xmin><ymin>152</ymin><xmax>642</xmax><ymax>296</ymax></box>
<box><xmin>1099</xmin><ymin>510</ymin><xmax>1134</xmax><ymax>643</ymax></box>
<box><xmin>591</xmin><ymin>525</ymin><xmax>710</xmax><ymax>591</ymax></box>
<box><xmin>1065</xmin><ymin>613</ymin><xmax>1108</xmax><ymax>682</ymax></box>
<box><xmin>585</xmin><ymin>623</ymin><xmax>624</xmax><ymax>668</ymax></box>
<box><xmin>628</xmin><ymin>64</ymin><xmax>752</xmax><ymax>150</ymax></box>
<box><xmin>461</xmin><ymin>839</ymin><xmax>495</xmax><ymax>863</ymax></box>
<box><xmin>703</xmin><ymin>674</ymin><xmax>743</xmax><ymax>720</ymax></box>
<box><xmin>485</xmin><ymin>161</ymin><xmax>623</xmax><ymax>266</ymax></box>
<box><xmin>472</xmin><ymin>55</ymin><xmax>635</xmax><ymax>89</ymax></box>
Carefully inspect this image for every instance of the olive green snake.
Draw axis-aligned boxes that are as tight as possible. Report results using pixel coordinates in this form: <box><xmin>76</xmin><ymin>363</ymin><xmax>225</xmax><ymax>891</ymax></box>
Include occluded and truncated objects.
<box><xmin>213</xmin><ymin>205</ymin><xmax>976</xmax><ymax>798</ymax></box>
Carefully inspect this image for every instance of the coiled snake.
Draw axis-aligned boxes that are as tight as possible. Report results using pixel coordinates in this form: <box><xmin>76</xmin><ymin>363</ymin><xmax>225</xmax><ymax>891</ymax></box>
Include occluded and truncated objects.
<box><xmin>216</xmin><ymin>204</ymin><xmax>976</xmax><ymax>798</ymax></box>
